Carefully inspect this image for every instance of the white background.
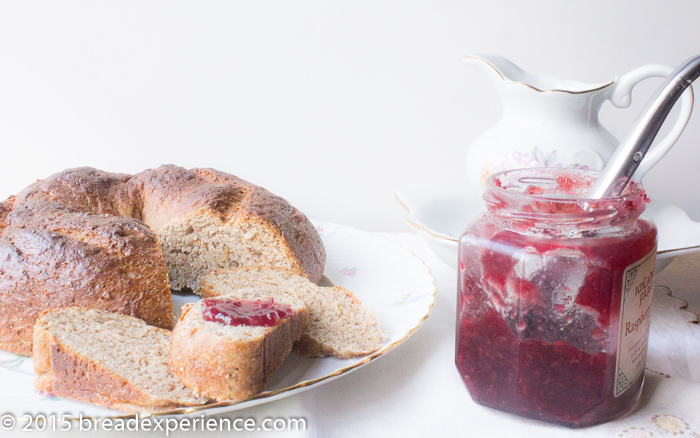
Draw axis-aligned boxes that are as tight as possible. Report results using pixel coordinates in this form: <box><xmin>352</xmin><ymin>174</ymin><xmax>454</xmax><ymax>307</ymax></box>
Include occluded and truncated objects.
<box><xmin>2</xmin><ymin>4</ymin><xmax>700</xmax><ymax>437</ymax></box>
<box><xmin>1</xmin><ymin>1</ymin><xmax>699</xmax><ymax>232</ymax></box>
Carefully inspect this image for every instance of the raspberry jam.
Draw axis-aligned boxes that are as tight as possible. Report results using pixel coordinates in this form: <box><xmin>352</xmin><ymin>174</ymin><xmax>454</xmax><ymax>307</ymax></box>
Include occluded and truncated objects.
<box><xmin>202</xmin><ymin>298</ymin><xmax>293</xmax><ymax>327</ymax></box>
<box><xmin>457</xmin><ymin>168</ymin><xmax>657</xmax><ymax>428</ymax></box>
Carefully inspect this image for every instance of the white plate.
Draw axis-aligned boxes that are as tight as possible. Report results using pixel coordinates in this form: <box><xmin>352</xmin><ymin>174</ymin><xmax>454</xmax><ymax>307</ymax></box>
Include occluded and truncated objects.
<box><xmin>0</xmin><ymin>221</ymin><xmax>436</xmax><ymax>419</ymax></box>
<box><xmin>396</xmin><ymin>185</ymin><xmax>700</xmax><ymax>272</ymax></box>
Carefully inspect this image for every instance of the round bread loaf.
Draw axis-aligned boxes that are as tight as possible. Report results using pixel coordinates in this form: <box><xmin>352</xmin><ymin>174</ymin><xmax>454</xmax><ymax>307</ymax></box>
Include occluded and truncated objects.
<box><xmin>0</xmin><ymin>165</ymin><xmax>325</xmax><ymax>355</ymax></box>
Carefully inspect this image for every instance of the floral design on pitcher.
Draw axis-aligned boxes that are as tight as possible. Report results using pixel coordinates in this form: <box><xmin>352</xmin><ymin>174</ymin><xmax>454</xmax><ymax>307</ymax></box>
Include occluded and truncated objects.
<box><xmin>533</xmin><ymin>147</ymin><xmax>563</xmax><ymax>167</ymax></box>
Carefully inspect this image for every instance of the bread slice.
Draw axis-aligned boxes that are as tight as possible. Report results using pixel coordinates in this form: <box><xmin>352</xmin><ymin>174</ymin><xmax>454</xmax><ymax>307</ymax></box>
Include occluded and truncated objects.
<box><xmin>200</xmin><ymin>266</ymin><xmax>385</xmax><ymax>359</ymax></box>
<box><xmin>170</xmin><ymin>296</ymin><xmax>308</xmax><ymax>401</ymax></box>
<box><xmin>33</xmin><ymin>308</ymin><xmax>209</xmax><ymax>413</ymax></box>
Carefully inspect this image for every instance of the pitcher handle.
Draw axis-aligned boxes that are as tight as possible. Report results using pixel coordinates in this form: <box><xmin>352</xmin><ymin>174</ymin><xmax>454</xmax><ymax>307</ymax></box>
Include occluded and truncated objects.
<box><xmin>610</xmin><ymin>64</ymin><xmax>694</xmax><ymax>180</ymax></box>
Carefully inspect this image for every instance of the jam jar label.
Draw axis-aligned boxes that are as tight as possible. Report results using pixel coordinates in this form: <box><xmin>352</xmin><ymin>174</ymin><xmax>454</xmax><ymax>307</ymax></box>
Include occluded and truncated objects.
<box><xmin>614</xmin><ymin>248</ymin><xmax>657</xmax><ymax>397</ymax></box>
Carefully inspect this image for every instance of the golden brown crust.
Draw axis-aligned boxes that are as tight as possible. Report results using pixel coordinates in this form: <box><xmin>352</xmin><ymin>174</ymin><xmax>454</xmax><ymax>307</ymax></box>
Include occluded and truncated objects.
<box><xmin>32</xmin><ymin>319</ymin><xmax>157</xmax><ymax>411</ymax></box>
<box><xmin>170</xmin><ymin>301</ymin><xmax>308</xmax><ymax>402</ymax></box>
<box><xmin>191</xmin><ymin>167</ymin><xmax>325</xmax><ymax>283</ymax></box>
<box><xmin>45</xmin><ymin>343</ymin><xmax>155</xmax><ymax>404</ymax></box>
<box><xmin>0</xmin><ymin>165</ymin><xmax>324</xmax><ymax>355</ymax></box>
<box><xmin>0</xmin><ymin>196</ymin><xmax>15</xmax><ymax>234</ymax></box>
<box><xmin>133</xmin><ymin>166</ymin><xmax>249</xmax><ymax>226</ymax></box>
<box><xmin>170</xmin><ymin>315</ymin><xmax>266</xmax><ymax>401</ymax></box>
<box><xmin>0</xmin><ymin>169</ymin><xmax>173</xmax><ymax>355</ymax></box>
<box><xmin>32</xmin><ymin>308</ymin><xmax>208</xmax><ymax>414</ymax></box>
<box><xmin>34</xmin><ymin>376</ymin><xmax>182</xmax><ymax>414</ymax></box>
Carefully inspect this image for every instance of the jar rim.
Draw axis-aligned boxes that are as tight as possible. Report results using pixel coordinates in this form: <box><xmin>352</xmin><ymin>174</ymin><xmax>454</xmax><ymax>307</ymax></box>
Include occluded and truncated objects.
<box><xmin>484</xmin><ymin>168</ymin><xmax>646</xmax><ymax>204</ymax></box>
<box><xmin>483</xmin><ymin>168</ymin><xmax>649</xmax><ymax>233</ymax></box>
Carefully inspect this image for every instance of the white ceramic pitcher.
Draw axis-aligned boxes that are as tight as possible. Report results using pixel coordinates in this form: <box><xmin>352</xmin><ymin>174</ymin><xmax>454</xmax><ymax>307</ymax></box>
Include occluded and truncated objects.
<box><xmin>465</xmin><ymin>54</ymin><xmax>694</xmax><ymax>191</ymax></box>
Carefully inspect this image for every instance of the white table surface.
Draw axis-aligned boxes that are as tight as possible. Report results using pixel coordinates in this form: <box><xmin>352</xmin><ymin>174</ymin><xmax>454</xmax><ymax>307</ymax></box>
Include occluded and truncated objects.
<box><xmin>205</xmin><ymin>233</ymin><xmax>700</xmax><ymax>438</ymax></box>
<box><xmin>2</xmin><ymin>3</ymin><xmax>700</xmax><ymax>436</ymax></box>
<box><xmin>6</xmin><ymin>232</ymin><xmax>700</xmax><ymax>438</ymax></box>
<box><xmin>9</xmin><ymin>233</ymin><xmax>700</xmax><ymax>438</ymax></box>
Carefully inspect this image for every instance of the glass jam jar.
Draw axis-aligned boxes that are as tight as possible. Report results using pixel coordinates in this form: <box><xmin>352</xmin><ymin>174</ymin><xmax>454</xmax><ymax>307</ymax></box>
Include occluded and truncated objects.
<box><xmin>456</xmin><ymin>168</ymin><xmax>657</xmax><ymax>428</ymax></box>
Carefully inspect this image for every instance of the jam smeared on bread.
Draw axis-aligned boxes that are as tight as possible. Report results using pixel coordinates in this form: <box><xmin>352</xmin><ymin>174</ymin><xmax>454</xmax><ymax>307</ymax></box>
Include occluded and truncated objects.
<box><xmin>170</xmin><ymin>296</ymin><xmax>309</xmax><ymax>401</ymax></box>
<box><xmin>202</xmin><ymin>298</ymin><xmax>293</xmax><ymax>327</ymax></box>
<box><xmin>0</xmin><ymin>165</ymin><xmax>325</xmax><ymax>356</ymax></box>
<box><xmin>201</xmin><ymin>266</ymin><xmax>385</xmax><ymax>359</ymax></box>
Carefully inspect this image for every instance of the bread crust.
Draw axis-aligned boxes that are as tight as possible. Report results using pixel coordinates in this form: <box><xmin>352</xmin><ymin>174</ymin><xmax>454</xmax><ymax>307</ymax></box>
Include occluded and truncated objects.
<box><xmin>0</xmin><ymin>169</ymin><xmax>173</xmax><ymax>355</ymax></box>
<box><xmin>32</xmin><ymin>308</ymin><xmax>209</xmax><ymax>413</ymax></box>
<box><xmin>35</xmin><ymin>376</ymin><xmax>183</xmax><ymax>414</ymax></box>
<box><xmin>33</xmin><ymin>317</ymin><xmax>161</xmax><ymax>412</ymax></box>
<box><xmin>189</xmin><ymin>167</ymin><xmax>325</xmax><ymax>283</ymax></box>
<box><xmin>0</xmin><ymin>165</ymin><xmax>325</xmax><ymax>355</ymax></box>
<box><xmin>170</xmin><ymin>300</ymin><xmax>308</xmax><ymax>402</ymax></box>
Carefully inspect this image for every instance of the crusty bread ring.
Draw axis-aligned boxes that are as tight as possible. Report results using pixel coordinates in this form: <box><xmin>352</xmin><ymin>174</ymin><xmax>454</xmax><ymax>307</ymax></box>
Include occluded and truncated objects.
<box><xmin>0</xmin><ymin>165</ymin><xmax>325</xmax><ymax>355</ymax></box>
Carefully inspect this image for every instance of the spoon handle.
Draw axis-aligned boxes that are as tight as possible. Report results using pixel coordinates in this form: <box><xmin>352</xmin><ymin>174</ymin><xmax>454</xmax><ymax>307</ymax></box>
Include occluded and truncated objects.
<box><xmin>587</xmin><ymin>55</ymin><xmax>700</xmax><ymax>199</ymax></box>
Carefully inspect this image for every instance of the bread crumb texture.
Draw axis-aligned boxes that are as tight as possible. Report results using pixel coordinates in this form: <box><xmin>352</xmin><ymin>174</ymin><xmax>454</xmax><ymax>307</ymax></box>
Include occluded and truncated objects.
<box><xmin>32</xmin><ymin>307</ymin><xmax>209</xmax><ymax>413</ymax></box>
<box><xmin>201</xmin><ymin>266</ymin><xmax>384</xmax><ymax>359</ymax></box>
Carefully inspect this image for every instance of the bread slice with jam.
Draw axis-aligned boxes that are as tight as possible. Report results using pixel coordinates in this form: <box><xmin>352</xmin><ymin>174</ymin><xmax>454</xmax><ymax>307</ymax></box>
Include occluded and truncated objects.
<box><xmin>170</xmin><ymin>296</ymin><xmax>308</xmax><ymax>402</ymax></box>
<box><xmin>200</xmin><ymin>266</ymin><xmax>385</xmax><ymax>359</ymax></box>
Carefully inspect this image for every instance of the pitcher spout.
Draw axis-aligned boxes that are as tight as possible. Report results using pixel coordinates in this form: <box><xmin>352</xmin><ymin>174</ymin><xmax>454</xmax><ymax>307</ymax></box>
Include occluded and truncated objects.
<box><xmin>464</xmin><ymin>53</ymin><xmax>612</xmax><ymax>94</ymax></box>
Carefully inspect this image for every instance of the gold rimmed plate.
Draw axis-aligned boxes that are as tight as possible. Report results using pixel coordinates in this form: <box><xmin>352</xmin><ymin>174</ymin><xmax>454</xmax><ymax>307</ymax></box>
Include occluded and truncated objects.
<box><xmin>0</xmin><ymin>221</ymin><xmax>437</xmax><ymax>419</ymax></box>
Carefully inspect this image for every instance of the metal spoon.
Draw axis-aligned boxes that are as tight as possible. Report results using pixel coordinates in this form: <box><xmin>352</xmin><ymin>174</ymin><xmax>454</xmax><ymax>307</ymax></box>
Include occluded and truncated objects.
<box><xmin>587</xmin><ymin>55</ymin><xmax>700</xmax><ymax>199</ymax></box>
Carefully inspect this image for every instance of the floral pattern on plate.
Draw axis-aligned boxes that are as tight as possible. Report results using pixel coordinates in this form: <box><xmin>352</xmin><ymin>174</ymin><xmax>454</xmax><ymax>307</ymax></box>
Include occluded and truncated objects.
<box><xmin>0</xmin><ymin>220</ymin><xmax>436</xmax><ymax>419</ymax></box>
